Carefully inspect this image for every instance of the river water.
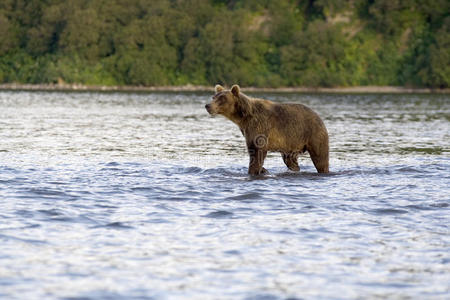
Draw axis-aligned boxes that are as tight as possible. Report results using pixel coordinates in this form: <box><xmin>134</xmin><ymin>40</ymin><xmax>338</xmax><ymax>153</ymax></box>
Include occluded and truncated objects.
<box><xmin>0</xmin><ymin>91</ymin><xmax>449</xmax><ymax>299</ymax></box>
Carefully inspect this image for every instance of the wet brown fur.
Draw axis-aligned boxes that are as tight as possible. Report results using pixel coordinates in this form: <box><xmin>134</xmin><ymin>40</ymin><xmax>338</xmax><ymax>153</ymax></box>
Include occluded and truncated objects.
<box><xmin>205</xmin><ymin>84</ymin><xmax>329</xmax><ymax>175</ymax></box>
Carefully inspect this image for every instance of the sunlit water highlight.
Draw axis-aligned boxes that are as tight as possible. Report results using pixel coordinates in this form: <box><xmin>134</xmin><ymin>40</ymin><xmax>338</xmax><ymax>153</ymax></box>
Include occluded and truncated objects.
<box><xmin>0</xmin><ymin>91</ymin><xmax>449</xmax><ymax>299</ymax></box>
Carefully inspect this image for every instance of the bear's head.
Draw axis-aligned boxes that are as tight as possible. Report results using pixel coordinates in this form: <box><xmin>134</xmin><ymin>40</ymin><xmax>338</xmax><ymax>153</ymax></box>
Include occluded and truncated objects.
<box><xmin>205</xmin><ymin>84</ymin><xmax>252</xmax><ymax>121</ymax></box>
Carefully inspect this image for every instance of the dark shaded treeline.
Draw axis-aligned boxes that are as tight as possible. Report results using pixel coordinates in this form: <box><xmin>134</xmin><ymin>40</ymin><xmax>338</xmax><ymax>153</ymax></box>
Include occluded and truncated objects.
<box><xmin>0</xmin><ymin>0</ymin><xmax>448</xmax><ymax>88</ymax></box>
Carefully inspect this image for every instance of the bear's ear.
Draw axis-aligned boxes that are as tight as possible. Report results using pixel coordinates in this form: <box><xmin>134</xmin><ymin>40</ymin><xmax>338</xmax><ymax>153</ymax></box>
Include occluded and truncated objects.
<box><xmin>215</xmin><ymin>84</ymin><xmax>224</xmax><ymax>93</ymax></box>
<box><xmin>231</xmin><ymin>84</ymin><xmax>240</xmax><ymax>97</ymax></box>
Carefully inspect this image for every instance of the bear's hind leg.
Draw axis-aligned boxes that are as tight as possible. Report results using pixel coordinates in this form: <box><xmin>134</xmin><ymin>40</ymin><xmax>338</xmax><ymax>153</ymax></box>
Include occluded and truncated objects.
<box><xmin>309</xmin><ymin>149</ymin><xmax>329</xmax><ymax>173</ymax></box>
<box><xmin>307</xmin><ymin>133</ymin><xmax>329</xmax><ymax>173</ymax></box>
<box><xmin>282</xmin><ymin>152</ymin><xmax>300</xmax><ymax>172</ymax></box>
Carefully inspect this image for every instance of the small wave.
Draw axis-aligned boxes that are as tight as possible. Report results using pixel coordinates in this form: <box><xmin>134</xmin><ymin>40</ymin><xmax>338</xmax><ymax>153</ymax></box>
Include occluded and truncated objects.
<box><xmin>46</xmin><ymin>181</ymin><xmax>68</xmax><ymax>185</ymax></box>
<box><xmin>223</xmin><ymin>250</ymin><xmax>241</xmax><ymax>255</ymax></box>
<box><xmin>28</xmin><ymin>188</ymin><xmax>71</xmax><ymax>197</ymax></box>
<box><xmin>37</xmin><ymin>209</ymin><xmax>76</xmax><ymax>222</ymax></box>
<box><xmin>430</xmin><ymin>202</ymin><xmax>449</xmax><ymax>208</ymax></box>
<box><xmin>14</xmin><ymin>207</ymin><xmax>34</xmax><ymax>216</ymax></box>
<box><xmin>132</xmin><ymin>187</ymin><xmax>154</xmax><ymax>192</ymax></box>
<box><xmin>62</xmin><ymin>291</ymin><xmax>148</xmax><ymax>300</ymax></box>
<box><xmin>146</xmin><ymin>218</ymin><xmax>171</xmax><ymax>224</ymax></box>
<box><xmin>303</xmin><ymin>205</ymin><xmax>316</xmax><ymax>210</ymax></box>
<box><xmin>403</xmin><ymin>205</ymin><xmax>435</xmax><ymax>211</ymax></box>
<box><xmin>203</xmin><ymin>210</ymin><xmax>234</xmax><ymax>218</ymax></box>
<box><xmin>102</xmin><ymin>148</ymin><xmax>126</xmax><ymax>152</ymax></box>
<box><xmin>396</xmin><ymin>166</ymin><xmax>423</xmax><ymax>173</ymax></box>
<box><xmin>334</xmin><ymin>164</ymin><xmax>441</xmax><ymax>177</ymax></box>
<box><xmin>20</xmin><ymin>188</ymin><xmax>79</xmax><ymax>201</ymax></box>
<box><xmin>176</xmin><ymin>166</ymin><xmax>204</xmax><ymax>174</ymax></box>
<box><xmin>92</xmin><ymin>222</ymin><xmax>134</xmax><ymax>229</ymax></box>
<box><xmin>0</xmin><ymin>179</ymin><xmax>15</xmax><ymax>185</ymax></box>
<box><xmin>335</xmin><ymin>167</ymin><xmax>393</xmax><ymax>177</ymax></box>
<box><xmin>94</xmin><ymin>204</ymin><xmax>118</xmax><ymax>209</ymax></box>
<box><xmin>38</xmin><ymin>209</ymin><xmax>65</xmax><ymax>217</ymax></box>
<box><xmin>245</xmin><ymin>293</ymin><xmax>279</xmax><ymax>300</ymax></box>
<box><xmin>371</xmin><ymin>208</ymin><xmax>409</xmax><ymax>215</ymax></box>
<box><xmin>0</xmin><ymin>233</ymin><xmax>47</xmax><ymax>245</ymax></box>
<box><xmin>201</xmin><ymin>166</ymin><xmax>248</xmax><ymax>177</ymax></box>
<box><xmin>398</xmin><ymin>146</ymin><xmax>444</xmax><ymax>155</ymax></box>
<box><xmin>227</xmin><ymin>192</ymin><xmax>261</xmax><ymax>201</ymax></box>
<box><xmin>36</xmin><ymin>209</ymin><xmax>96</xmax><ymax>224</ymax></box>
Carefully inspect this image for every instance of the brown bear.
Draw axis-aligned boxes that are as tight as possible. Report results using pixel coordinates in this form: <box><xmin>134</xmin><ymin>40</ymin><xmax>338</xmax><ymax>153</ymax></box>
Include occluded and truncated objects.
<box><xmin>205</xmin><ymin>84</ymin><xmax>329</xmax><ymax>175</ymax></box>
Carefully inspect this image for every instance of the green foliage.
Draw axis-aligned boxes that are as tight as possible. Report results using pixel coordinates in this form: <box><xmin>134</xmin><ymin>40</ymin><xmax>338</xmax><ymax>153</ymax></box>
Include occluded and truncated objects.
<box><xmin>429</xmin><ymin>17</ymin><xmax>450</xmax><ymax>87</ymax></box>
<box><xmin>46</xmin><ymin>55</ymin><xmax>118</xmax><ymax>85</ymax></box>
<box><xmin>280</xmin><ymin>21</ymin><xmax>352</xmax><ymax>87</ymax></box>
<box><xmin>0</xmin><ymin>50</ymin><xmax>52</xmax><ymax>83</ymax></box>
<box><xmin>0</xmin><ymin>0</ymin><xmax>448</xmax><ymax>87</ymax></box>
<box><xmin>400</xmin><ymin>16</ymin><xmax>450</xmax><ymax>88</ymax></box>
<box><xmin>366</xmin><ymin>0</ymin><xmax>423</xmax><ymax>36</ymax></box>
<box><xmin>0</xmin><ymin>10</ymin><xmax>19</xmax><ymax>56</ymax></box>
<box><xmin>268</xmin><ymin>0</ymin><xmax>303</xmax><ymax>47</ymax></box>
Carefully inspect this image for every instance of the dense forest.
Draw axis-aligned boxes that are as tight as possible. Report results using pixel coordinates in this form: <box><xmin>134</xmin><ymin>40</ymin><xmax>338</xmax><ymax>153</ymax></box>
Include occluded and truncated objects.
<box><xmin>0</xmin><ymin>0</ymin><xmax>449</xmax><ymax>88</ymax></box>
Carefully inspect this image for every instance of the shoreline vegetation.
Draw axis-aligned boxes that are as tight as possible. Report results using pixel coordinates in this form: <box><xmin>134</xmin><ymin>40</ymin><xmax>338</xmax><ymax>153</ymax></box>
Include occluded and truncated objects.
<box><xmin>0</xmin><ymin>1</ymin><xmax>448</xmax><ymax>89</ymax></box>
<box><xmin>0</xmin><ymin>83</ymin><xmax>449</xmax><ymax>94</ymax></box>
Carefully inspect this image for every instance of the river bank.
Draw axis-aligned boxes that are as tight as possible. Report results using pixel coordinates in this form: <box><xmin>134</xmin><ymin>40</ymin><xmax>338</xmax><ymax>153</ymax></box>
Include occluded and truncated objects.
<box><xmin>1</xmin><ymin>83</ymin><xmax>449</xmax><ymax>94</ymax></box>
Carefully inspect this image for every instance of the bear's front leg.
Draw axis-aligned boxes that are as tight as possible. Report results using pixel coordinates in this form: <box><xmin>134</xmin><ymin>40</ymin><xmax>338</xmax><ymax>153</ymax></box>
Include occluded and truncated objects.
<box><xmin>247</xmin><ymin>144</ymin><xmax>267</xmax><ymax>176</ymax></box>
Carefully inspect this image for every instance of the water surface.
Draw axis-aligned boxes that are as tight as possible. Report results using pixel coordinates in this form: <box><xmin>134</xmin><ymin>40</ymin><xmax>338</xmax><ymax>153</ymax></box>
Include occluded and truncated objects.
<box><xmin>0</xmin><ymin>91</ymin><xmax>449</xmax><ymax>299</ymax></box>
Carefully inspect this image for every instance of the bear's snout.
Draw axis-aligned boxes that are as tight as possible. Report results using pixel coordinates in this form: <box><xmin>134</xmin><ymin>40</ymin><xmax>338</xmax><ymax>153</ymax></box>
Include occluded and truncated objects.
<box><xmin>205</xmin><ymin>104</ymin><xmax>212</xmax><ymax>114</ymax></box>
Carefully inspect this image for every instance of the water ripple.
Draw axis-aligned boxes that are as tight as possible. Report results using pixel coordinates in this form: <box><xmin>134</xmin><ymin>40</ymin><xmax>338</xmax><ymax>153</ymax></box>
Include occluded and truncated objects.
<box><xmin>203</xmin><ymin>210</ymin><xmax>235</xmax><ymax>218</ymax></box>
<box><xmin>0</xmin><ymin>91</ymin><xmax>448</xmax><ymax>299</ymax></box>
